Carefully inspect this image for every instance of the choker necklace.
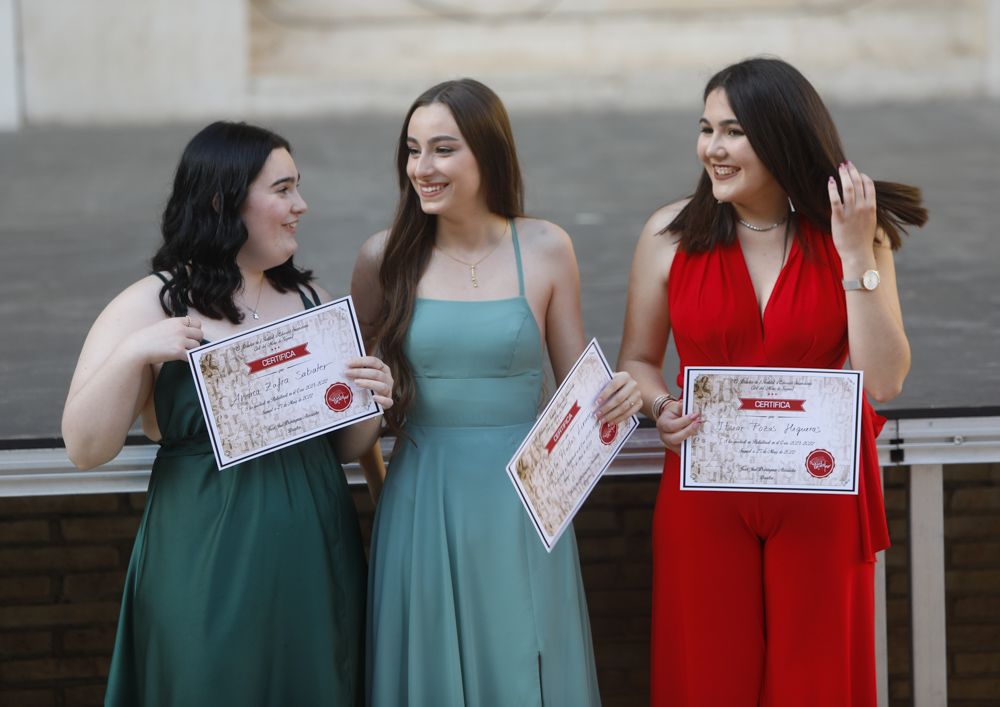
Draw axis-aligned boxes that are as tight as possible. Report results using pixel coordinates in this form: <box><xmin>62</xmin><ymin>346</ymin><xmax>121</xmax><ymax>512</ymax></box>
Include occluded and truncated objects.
<box><xmin>738</xmin><ymin>214</ymin><xmax>790</xmax><ymax>232</ymax></box>
<box><xmin>435</xmin><ymin>222</ymin><xmax>509</xmax><ymax>288</ymax></box>
<box><xmin>245</xmin><ymin>274</ymin><xmax>265</xmax><ymax>320</ymax></box>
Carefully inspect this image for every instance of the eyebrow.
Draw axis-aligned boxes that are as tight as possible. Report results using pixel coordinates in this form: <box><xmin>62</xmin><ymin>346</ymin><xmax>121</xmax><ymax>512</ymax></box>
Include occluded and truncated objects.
<box><xmin>699</xmin><ymin>117</ymin><xmax>741</xmax><ymax>127</ymax></box>
<box><xmin>406</xmin><ymin>135</ymin><xmax>460</xmax><ymax>145</ymax></box>
<box><xmin>270</xmin><ymin>174</ymin><xmax>300</xmax><ymax>188</ymax></box>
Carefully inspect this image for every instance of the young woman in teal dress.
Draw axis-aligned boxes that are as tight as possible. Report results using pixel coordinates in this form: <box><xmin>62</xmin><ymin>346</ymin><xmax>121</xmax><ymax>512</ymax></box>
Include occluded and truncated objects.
<box><xmin>352</xmin><ymin>78</ymin><xmax>639</xmax><ymax>706</ymax></box>
<box><xmin>62</xmin><ymin>121</ymin><xmax>393</xmax><ymax>706</ymax></box>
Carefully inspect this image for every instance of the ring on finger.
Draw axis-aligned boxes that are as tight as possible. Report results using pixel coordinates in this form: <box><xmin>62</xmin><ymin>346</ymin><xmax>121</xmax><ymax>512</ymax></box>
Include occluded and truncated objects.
<box><xmin>185</xmin><ymin>315</ymin><xmax>191</xmax><ymax>327</ymax></box>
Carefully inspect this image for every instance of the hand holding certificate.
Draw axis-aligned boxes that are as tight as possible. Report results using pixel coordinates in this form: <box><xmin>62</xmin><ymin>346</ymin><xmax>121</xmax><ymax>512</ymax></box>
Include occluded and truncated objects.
<box><xmin>188</xmin><ymin>296</ymin><xmax>382</xmax><ymax>470</ymax></box>
<box><xmin>680</xmin><ymin>367</ymin><xmax>863</xmax><ymax>494</ymax></box>
<box><xmin>507</xmin><ymin>340</ymin><xmax>639</xmax><ymax>551</ymax></box>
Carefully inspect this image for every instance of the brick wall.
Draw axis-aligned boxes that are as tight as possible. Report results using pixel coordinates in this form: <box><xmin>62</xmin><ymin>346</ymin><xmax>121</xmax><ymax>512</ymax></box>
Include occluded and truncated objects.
<box><xmin>1</xmin><ymin>467</ymin><xmax>997</xmax><ymax>706</ymax></box>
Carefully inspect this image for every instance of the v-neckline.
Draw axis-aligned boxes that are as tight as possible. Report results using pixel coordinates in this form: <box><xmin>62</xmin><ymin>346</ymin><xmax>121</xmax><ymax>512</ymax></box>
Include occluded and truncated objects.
<box><xmin>733</xmin><ymin>235</ymin><xmax>798</xmax><ymax>325</ymax></box>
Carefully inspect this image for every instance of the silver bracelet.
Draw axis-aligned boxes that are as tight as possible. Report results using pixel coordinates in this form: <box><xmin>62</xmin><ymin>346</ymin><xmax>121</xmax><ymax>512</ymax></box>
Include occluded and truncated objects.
<box><xmin>651</xmin><ymin>393</ymin><xmax>678</xmax><ymax>420</ymax></box>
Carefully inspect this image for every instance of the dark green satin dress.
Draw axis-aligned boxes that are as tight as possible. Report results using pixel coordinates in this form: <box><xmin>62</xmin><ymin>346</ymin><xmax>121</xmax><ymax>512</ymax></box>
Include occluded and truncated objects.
<box><xmin>105</xmin><ymin>288</ymin><xmax>365</xmax><ymax>706</ymax></box>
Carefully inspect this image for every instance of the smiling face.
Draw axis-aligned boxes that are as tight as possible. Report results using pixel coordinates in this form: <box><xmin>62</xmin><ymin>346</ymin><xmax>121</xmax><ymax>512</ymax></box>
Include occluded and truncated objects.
<box><xmin>405</xmin><ymin>102</ymin><xmax>485</xmax><ymax>217</ymax></box>
<box><xmin>238</xmin><ymin>148</ymin><xmax>307</xmax><ymax>270</ymax></box>
<box><xmin>697</xmin><ymin>88</ymin><xmax>784</xmax><ymax>210</ymax></box>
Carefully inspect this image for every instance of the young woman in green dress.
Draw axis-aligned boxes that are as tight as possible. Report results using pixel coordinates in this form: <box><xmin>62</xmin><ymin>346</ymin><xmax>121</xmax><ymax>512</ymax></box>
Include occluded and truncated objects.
<box><xmin>63</xmin><ymin>121</ymin><xmax>393</xmax><ymax>706</ymax></box>
<box><xmin>352</xmin><ymin>78</ymin><xmax>639</xmax><ymax>706</ymax></box>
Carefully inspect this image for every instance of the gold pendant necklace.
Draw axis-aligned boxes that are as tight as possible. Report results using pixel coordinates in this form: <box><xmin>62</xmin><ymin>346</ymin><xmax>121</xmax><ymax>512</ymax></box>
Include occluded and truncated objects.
<box><xmin>434</xmin><ymin>222</ymin><xmax>509</xmax><ymax>288</ymax></box>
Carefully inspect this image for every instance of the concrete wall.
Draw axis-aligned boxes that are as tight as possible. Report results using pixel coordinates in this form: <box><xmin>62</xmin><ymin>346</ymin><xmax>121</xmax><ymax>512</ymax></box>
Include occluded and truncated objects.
<box><xmin>19</xmin><ymin>0</ymin><xmax>247</xmax><ymax>124</ymax></box>
<box><xmin>4</xmin><ymin>0</ymin><xmax>1000</xmax><ymax>125</ymax></box>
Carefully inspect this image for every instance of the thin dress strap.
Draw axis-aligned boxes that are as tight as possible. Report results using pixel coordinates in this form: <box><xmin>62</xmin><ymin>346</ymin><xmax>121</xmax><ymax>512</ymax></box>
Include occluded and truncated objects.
<box><xmin>151</xmin><ymin>271</ymin><xmax>188</xmax><ymax>316</ymax></box>
<box><xmin>298</xmin><ymin>282</ymin><xmax>321</xmax><ymax>309</ymax></box>
<box><xmin>510</xmin><ymin>219</ymin><xmax>525</xmax><ymax>297</ymax></box>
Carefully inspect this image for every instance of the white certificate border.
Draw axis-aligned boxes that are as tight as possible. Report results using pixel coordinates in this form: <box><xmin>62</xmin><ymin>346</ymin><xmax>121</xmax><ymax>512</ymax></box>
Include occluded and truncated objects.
<box><xmin>679</xmin><ymin>366</ymin><xmax>863</xmax><ymax>494</ymax></box>
<box><xmin>187</xmin><ymin>296</ymin><xmax>382</xmax><ymax>471</ymax></box>
<box><xmin>506</xmin><ymin>339</ymin><xmax>639</xmax><ymax>552</ymax></box>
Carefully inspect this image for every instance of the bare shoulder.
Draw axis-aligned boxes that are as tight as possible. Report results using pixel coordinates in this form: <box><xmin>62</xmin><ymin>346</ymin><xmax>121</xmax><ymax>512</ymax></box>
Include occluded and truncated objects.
<box><xmin>357</xmin><ymin>230</ymin><xmax>389</xmax><ymax>267</ymax></box>
<box><xmin>352</xmin><ymin>231</ymin><xmax>389</xmax><ymax>324</ymax></box>
<box><xmin>514</xmin><ymin>217</ymin><xmax>574</xmax><ymax>261</ymax></box>
<box><xmin>106</xmin><ymin>275</ymin><xmax>171</xmax><ymax>320</ymax></box>
<box><xmin>642</xmin><ymin>198</ymin><xmax>689</xmax><ymax>242</ymax></box>
<box><xmin>80</xmin><ymin>275</ymin><xmax>172</xmax><ymax>349</ymax></box>
<box><xmin>353</xmin><ymin>230</ymin><xmax>388</xmax><ymax>289</ymax></box>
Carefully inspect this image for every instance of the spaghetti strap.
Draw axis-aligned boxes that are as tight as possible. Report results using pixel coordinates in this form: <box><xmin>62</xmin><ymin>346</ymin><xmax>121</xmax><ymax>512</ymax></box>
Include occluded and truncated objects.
<box><xmin>510</xmin><ymin>219</ymin><xmax>525</xmax><ymax>296</ymax></box>
<box><xmin>151</xmin><ymin>271</ymin><xmax>188</xmax><ymax>317</ymax></box>
<box><xmin>298</xmin><ymin>282</ymin><xmax>321</xmax><ymax>309</ymax></box>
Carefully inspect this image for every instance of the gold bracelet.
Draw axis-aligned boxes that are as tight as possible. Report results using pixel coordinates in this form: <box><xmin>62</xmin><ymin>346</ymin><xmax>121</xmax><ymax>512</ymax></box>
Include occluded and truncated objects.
<box><xmin>651</xmin><ymin>393</ymin><xmax>678</xmax><ymax>420</ymax></box>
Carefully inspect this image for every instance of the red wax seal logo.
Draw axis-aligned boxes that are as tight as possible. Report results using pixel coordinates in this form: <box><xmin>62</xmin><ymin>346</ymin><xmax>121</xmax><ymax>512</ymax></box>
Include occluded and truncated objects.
<box><xmin>325</xmin><ymin>383</ymin><xmax>353</xmax><ymax>412</ymax></box>
<box><xmin>599</xmin><ymin>421</ymin><xmax>618</xmax><ymax>446</ymax></box>
<box><xmin>806</xmin><ymin>449</ymin><xmax>835</xmax><ymax>478</ymax></box>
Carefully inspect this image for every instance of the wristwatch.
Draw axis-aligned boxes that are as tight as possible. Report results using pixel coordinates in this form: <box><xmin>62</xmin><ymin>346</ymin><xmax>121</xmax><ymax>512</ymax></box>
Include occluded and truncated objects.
<box><xmin>843</xmin><ymin>269</ymin><xmax>880</xmax><ymax>291</ymax></box>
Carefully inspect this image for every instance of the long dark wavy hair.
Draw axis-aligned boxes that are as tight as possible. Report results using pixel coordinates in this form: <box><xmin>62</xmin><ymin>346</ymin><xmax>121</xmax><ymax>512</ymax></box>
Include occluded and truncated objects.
<box><xmin>666</xmin><ymin>58</ymin><xmax>927</xmax><ymax>250</ymax></box>
<box><xmin>376</xmin><ymin>78</ymin><xmax>525</xmax><ymax>435</ymax></box>
<box><xmin>152</xmin><ymin>121</ymin><xmax>312</xmax><ymax>322</ymax></box>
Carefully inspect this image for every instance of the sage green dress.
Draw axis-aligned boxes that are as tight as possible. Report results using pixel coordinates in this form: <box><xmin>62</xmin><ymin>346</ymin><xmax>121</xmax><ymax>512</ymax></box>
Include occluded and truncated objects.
<box><xmin>366</xmin><ymin>224</ymin><xmax>601</xmax><ymax>706</ymax></box>
<box><xmin>105</xmin><ymin>287</ymin><xmax>366</xmax><ymax>707</ymax></box>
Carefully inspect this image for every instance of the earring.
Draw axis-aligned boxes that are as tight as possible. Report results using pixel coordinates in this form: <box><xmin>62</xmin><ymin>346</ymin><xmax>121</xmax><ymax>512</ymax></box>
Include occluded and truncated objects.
<box><xmin>788</xmin><ymin>196</ymin><xmax>796</xmax><ymax>213</ymax></box>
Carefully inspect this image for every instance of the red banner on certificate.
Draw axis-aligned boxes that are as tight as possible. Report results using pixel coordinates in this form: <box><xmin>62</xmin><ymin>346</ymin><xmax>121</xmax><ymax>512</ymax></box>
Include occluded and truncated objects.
<box><xmin>545</xmin><ymin>401</ymin><xmax>581</xmax><ymax>454</ymax></box>
<box><xmin>246</xmin><ymin>344</ymin><xmax>310</xmax><ymax>373</ymax></box>
<box><xmin>738</xmin><ymin>397</ymin><xmax>805</xmax><ymax>411</ymax></box>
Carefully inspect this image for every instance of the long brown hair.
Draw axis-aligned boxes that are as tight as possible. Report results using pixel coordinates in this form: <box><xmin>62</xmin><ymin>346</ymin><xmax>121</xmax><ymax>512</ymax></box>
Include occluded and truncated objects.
<box><xmin>666</xmin><ymin>58</ymin><xmax>927</xmax><ymax>250</ymax></box>
<box><xmin>376</xmin><ymin>78</ymin><xmax>525</xmax><ymax>435</ymax></box>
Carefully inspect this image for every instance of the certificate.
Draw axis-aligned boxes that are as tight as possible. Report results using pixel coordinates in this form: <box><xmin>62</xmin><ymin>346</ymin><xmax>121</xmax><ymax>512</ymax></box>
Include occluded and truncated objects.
<box><xmin>507</xmin><ymin>339</ymin><xmax>638</xmax><ymax>551</ymax></box>
<box><xmin>187</xmin><ymin>296</ymin><xmax>382</xmax><ymax>470</ymax></box>
<box><xmin>680</xmin><ymin>367</ymin><xmax>863</xmax><ymax>493</ymax></box>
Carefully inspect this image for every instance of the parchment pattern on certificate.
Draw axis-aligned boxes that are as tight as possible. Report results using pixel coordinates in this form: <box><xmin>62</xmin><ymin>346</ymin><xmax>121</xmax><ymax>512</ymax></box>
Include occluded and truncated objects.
<box><xmin>507</xmin><ymin>340</ymin><xmax>637</xmax><ymax>550</ymax></box>
<box><xmin>189</xmin><ymin>298</ymin><xmax>379</xmax><ymax>468</ymax></box>
<box><xmin>683</xmin><ymin>368</ymin><xmax>861</xmax><ymax>493</ymax></box>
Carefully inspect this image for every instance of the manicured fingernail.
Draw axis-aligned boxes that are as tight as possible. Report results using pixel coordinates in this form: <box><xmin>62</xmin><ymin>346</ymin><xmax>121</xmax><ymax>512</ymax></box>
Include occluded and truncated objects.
<box><xmin>829</xmin><ymin>176</ymin><xmax>835</xmax><ymax>182</ymax></box>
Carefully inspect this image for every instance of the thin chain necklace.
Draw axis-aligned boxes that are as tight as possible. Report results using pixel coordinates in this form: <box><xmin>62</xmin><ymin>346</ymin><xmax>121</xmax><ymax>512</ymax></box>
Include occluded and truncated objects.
<box><xmin>434</xmin><ymin>221</ymin><xmax>509</xmax><ymax>288</ymax></box>
<box><xmin>244</xmin><ymin>273</ymin><xmax>266</xmax><ymax>320</ymax></box>
<box><xmin>737</xmin><ymin>214</ymin><xmax>789</xmax><ymax>232</ymax></box>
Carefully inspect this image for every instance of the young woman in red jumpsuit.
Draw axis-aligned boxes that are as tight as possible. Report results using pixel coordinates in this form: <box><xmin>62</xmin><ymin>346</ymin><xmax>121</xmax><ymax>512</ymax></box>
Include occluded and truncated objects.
<box><xmin>618</xmin><ymin>58</ymin><xmax>927</xmax><ymax>706</ymax></box>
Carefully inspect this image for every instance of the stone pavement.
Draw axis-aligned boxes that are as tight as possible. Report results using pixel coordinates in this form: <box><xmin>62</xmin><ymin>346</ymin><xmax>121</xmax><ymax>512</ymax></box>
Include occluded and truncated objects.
<box><xmin>2</xmin><ymin>101</ymin><xmax>998</xmax><ymax>440</ymax></box>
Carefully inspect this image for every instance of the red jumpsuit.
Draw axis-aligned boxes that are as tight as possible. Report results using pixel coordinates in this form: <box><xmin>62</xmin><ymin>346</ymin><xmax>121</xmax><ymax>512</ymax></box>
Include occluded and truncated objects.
<box><xmin>650</xmin><ymin>220</ymin><xmax>889</xmax><ymax>706</ymax></box>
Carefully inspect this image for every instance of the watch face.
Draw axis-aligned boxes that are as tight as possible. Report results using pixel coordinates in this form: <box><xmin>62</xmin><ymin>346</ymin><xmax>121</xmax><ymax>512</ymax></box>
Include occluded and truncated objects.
<box><xmin>863</xmin><ymin>270</ymin><xmax>880</xmax><ymax>290</ymax></box>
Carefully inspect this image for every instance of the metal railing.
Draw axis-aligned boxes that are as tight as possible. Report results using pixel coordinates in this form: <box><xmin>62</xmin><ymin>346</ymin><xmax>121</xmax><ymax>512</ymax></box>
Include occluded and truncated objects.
<box><xmin>2</xmin><ymin>414</ymin><xmax>999</xmax><ymax>707</ymax></box>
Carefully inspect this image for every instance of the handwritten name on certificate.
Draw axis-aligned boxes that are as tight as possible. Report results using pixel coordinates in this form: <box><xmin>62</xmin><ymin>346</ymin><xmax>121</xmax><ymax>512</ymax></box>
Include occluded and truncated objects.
<box><xmin>187</xmin><ymin>296</ymin><xmax>382</xmax><ymax>470</ymax></box>
<box><xmin>507</xmin><ymin>340</ymin><xmax>638</xmax><ymax>551</ymax></box>
<box><xmin>680</xmin><ymin>367</ymin><xmax>863</xmax><ymax>494</ymax></box>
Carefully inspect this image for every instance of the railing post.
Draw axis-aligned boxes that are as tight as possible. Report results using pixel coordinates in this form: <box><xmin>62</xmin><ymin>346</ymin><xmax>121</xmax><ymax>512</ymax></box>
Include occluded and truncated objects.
<box><xmin>909</xmin><ymin>463</ymin><xmax>948</xmax><ymax>707</ymax></box>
